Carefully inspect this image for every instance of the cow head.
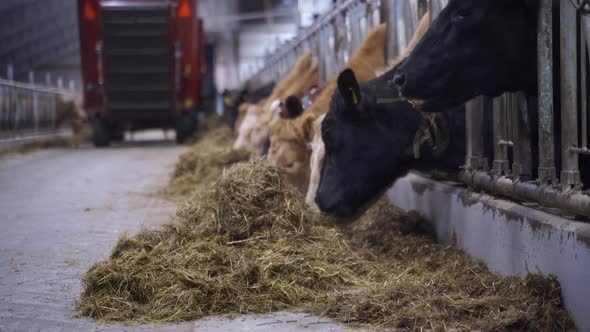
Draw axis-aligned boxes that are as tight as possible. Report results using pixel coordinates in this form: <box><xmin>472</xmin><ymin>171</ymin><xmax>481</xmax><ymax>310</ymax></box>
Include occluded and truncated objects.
<box><xmin>233</xmin><ymin>105</ymin><xmax>261</xmax><ymax>151</ymax></box>
<box><xmin>233</xmin><ymin>101</ymin><xmax>279</xmax><ymax>153</ymax></box>
<box><xmin>268</xmin><ymin>115</ymin><xmax>314</xmax><ymax>194</ymax></box>
<box><xmin>394</xmin><ymin>0</ymin><xmax>539</xmax><ymax>112</ymax></box>
<box><xmin>315</xmin><ymin>69</ymin><xmax>421</xmax><ymax>217</ymax></box>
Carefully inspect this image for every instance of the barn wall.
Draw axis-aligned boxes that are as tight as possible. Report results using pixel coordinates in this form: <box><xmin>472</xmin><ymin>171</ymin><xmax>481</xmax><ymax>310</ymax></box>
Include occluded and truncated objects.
<box><xmin>388</xmin><ymin>173</ymin><xmax>590</xmax><ymax>331</ymax></box>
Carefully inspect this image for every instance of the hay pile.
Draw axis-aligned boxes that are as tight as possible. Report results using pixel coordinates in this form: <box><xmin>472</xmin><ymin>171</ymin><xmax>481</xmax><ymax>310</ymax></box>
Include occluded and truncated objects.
<box><xmin>164</xmin><ymin>117</ymin><xmax>251</xmax><ymax>198</ymax></box>
<box><xmin>311</xmin><ymin>201</ymin><xmax>572</xmax><ymax>330</ymax></box>
<box><xmin>78</xmin><ymin>159</ymin><xmax>372</xmax><ymax>321</ymax></box>
<box><xmin>78</xmin><ymin>159</ymin><xmax>574</xmax><ymax>330</ymax></box>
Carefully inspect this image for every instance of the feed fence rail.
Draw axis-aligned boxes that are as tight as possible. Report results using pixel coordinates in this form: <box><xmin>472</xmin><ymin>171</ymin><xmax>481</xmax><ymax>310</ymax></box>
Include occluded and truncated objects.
<box><xmin>244</xmin><ymin>0</ymin><xmax>590</xmax><ymax>218</ymax></box>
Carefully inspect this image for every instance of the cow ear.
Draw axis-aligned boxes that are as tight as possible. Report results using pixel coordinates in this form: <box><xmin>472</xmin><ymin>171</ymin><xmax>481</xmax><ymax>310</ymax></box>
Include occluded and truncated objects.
<box><xmin>337</xmin><ymin>69</ymin><xmax>361</xmax><ymax>109</ymax></box>
<box><xmin>300</xmin><ymin>113</ymin><xmax>316</xmax><ymax>143</ymax></box>
<box><xmin>284</xmin><ymin>95</ymin><xmax>304</xmax><ymax>119</ymax></box>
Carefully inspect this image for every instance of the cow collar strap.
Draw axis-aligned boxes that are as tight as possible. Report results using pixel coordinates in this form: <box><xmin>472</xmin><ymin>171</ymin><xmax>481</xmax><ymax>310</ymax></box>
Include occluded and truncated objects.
<box><xmin>372</xmin><ymin>96</ymin><xmax>450</xmax><ymax>159</ymax></box>
<box><xmin>412</xmin><ymin>111</ymin><xmax>450</xmax><ymax>160</ymax></box>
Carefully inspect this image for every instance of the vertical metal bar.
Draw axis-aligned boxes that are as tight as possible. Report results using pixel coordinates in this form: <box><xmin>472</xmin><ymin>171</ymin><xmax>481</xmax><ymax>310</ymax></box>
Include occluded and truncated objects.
<box><xmin>317</xmin><ymin>30</ymin><xmax>326</xmax><ymax>82</ymax></box>
<box><xmin>429</xmin><ymin>0</ymin><xmax>447</xmax><ymax>18</ymax></box>
<box><xmin>33</xmin><ymin>91</ymin><xmax>38</xmax><ymax>131</ymax></box>
<box><xmin>507</xmin><ymin>92</ymin><xmax>534</xmax><ymax>180</ymax></box>
<box><xmin>417</xmin><ymin>0</ymin><xmax>428</xmax><ymax>18</ymax></box>
<box><xmin>372</xmin><ymin>0</ymin><xmax>381</xmax><ymax>26</ymax></box>
<box><xmin>6</xmin><ymin>65</ymin><xmax>13</xmax><ymax>81</ymax></box>
<box><xmin>537</xmin><ymin>0</ymin><xmax>557</xmax><ymax>186</ymax></box>
<box><xmin>394</xmin><ymin>0</ymin><xmax>407</xmax><ymax>54</ymax></box>
<box><xmin>583</xmin><ymin>11</ymin><xmax>590</xmax><ymax>56</ymax></box>
<box><xmin>560</xmin><ymin>0</ymin><xmax>581</xmax><ymax>190</ymax></box>
<box><xmin>350</xmin><ymin>5</ymin><xmax>362</xmax><ymax>54</ymax></box>
<box><xmin>365</xmin><ymin>1</ymin><xmax>374</xmax><ymax>28</ymax></box>
<box><xmin>515</xmin><ymin>92</ymin><xmax>533</xmax><ymax>179</ymax></box>
<box><xmin>50</xmin><ymin>94</ymin><xmax>56</xmax><ymax>129</ymax></box>
<box><xmin>493</xmin><ymin>96</ymin><xmax>509</xmax><ymax>176</ymax></box>
<box><xmin>403</xmin><ymin>0</ymin><xmax>415</xmax><ymax>48</ymax></box>
<box><xmin>334</xmin><ymin>13</ymin><xmax>346</xmax><ymax>69</ymax></box>
<box><xmin>386</xmin><ymin>0</ymin><xmax>399</xmax><ymax>59</ymax></box>
<box><xmin>466</xmin><ymin>96</ymin><xmax>487</xmax><ymax>170</ymax></box>
<box><xmin>327</xmin><ymin>24</ymin><xmax>336</xmax><ymax>77</ymax></box>
<box><xmin>581</xmin><ymin>15</ymin><xmax>588</xmax><ymax>150</ymax></box>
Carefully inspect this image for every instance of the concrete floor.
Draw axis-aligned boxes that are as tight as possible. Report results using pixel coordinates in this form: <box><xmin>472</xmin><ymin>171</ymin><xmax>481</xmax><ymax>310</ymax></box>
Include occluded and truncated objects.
<box><xmin>0</xmin><ymin>132</ymin><xmax>360</xmax><ymax>332</ymax></box>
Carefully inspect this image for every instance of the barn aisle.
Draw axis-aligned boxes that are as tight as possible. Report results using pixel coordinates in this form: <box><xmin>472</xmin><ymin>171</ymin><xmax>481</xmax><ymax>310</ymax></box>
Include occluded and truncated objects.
<box><xmin>0</xmin><ymin>132</ymin><xmax>357</xmax><ymax>331</ymax></box>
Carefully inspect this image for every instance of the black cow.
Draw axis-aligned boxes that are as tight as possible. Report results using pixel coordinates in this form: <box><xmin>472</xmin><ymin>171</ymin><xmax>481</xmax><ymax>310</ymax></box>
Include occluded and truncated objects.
<box><xmin>315</xmin><ymin>69</ymin><xmax>466</xmax><ymax>217</ymax></box>
<box><xmin>394</xmin><ymin>0</ymin><xmax>589</xmax><ymax>190</ymax></box>
<box><xmin>393</xmin><ymin>0</ymin><xmax>539</xmax><ymax>113</ymax></box>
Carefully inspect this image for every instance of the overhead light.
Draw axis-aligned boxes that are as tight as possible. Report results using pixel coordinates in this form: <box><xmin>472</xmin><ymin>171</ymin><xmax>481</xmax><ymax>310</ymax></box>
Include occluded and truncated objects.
<box><xmin>83</xmin><ymin>1</ymin><xmax>97</xmax><ymax>20</ymax></box>
<box><xmin>178</xmin><ymin>0</ymin><xmax>192</xmax><ymax>18</ymax></box>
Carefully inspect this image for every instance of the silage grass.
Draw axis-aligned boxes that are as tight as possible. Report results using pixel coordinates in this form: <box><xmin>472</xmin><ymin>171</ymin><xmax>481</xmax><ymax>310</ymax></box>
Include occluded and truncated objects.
<box><xmin>163</xmin><ymin>116</ymin><xmax>251</xmax><ymax>198</ymax></box>
<box><xmin>77</xmin><ymin>118</ymin><xmax>574</xmax><ymax>330</ymax></box>
<box><xmin>78</xmin><ymin>159</ymin><xmax>373</xmax><ymax>322</ymax></box>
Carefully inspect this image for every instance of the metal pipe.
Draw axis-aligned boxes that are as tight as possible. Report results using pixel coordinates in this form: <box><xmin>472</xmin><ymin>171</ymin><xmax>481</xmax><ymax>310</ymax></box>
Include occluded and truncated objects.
<box><xmin>429</xmin><ymin>0</ymin><xmax>448</xmax><ymax>19</ymax></box>
<box><xmin>493</xmin><ymin>96</ymin><xmax>509</xmax><ymax>176</ymax></box>
<box><xmin>537</xmin><ymin>0</ymin><xmax>557</xmax><ymax>185</ymax></box>
<box><xmin>515</xmin><ymin>92</ymin><xmax>533</xmax><ymax>178</ymax></box>
<box><xmin>334</xmin><ymin>12</ymin><xmax>347</xmax><ymax>69</ymax></box>
<box><xmin>248</xmin><ymin>0</ymin><xmax>380</xmax><ymax>83</ymax></box>
<box><xmin>583</xmin><ymin>8</ymin><xmax>590</xmax><ymax>56</ymax></box>
<box><xmin>581</xmin><ymin>15</ymin><xmax>588</xmax><ymax>150</ymax></box>
<box><xmin>560</xmin><ymin>0</ymin><xmax>581</xmax><ymax>190</ymax></box>
<box><xmin>417</xmin><ymin>0</ymin><xmax>428</xmax><ymax>18</ymax></box>
<box><xmin>380</xmin><ymin>0</ymin><xmax>398</xmax><ymax>60</ymax></box>
<box><xmin>461</xmin><ymin>170</ymin><xmax>590</xmax><ymax>217</ymax></box>
<box><xmin>465</xmin><ymin>96</ymin><xmax>487</xmax><ymax>170</ymax></box>
<box><xmin>401</xmin><ymin>0</ymin><xmax>414</xmax><ymax>51</ymax></box>
<box><xmin>571</xmin><ymin>147</ymin><xmax>590</xmax><ymax>155</ymax></box>
<box><xmin>365</xmin><ymin>1</ymin><xmax>374</xmax><ymax>29</ymax></box>
<box><xmin>6</xmin><ymin>65</ymin><xmax>13</xmax><ymax>81</ymax></box>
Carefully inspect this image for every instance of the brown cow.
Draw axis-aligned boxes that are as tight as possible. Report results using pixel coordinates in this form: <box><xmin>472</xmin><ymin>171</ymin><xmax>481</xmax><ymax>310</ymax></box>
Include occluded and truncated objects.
<box><xmin>268</xmin><ymin>23</ymin><xmax>388</xmax><ymax>193</ymax></box>
<box><xmin>267</xmin><ymin>12</ymin><xmax>432</xmax><ymax>204</ymax></box>
<box><xmin>233</xmin><ymin>53</ymin><xmax>317</xmax><ymax>152</ymax></box>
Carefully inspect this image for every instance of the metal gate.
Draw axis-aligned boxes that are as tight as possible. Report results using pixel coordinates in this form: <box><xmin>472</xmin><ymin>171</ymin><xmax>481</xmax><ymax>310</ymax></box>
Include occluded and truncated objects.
<box><xmin>243</xmin><ymin>0</ymin><xmax>590</xmax><ymax>218</ymax></box>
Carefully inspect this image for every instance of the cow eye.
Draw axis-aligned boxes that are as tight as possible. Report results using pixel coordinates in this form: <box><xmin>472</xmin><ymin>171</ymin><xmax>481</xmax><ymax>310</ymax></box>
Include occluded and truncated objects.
<box><xmin>451</xmin><ymin>9</ymin><xmax>469</xmax><ymax>23</ymax></box>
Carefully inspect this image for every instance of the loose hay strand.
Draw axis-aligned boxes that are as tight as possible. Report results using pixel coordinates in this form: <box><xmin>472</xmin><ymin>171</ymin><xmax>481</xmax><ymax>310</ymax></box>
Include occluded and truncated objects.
<box><xmin>77</xmin><ymin>118</ymin><xmax>574</xmax><ymax>330</ymax></box>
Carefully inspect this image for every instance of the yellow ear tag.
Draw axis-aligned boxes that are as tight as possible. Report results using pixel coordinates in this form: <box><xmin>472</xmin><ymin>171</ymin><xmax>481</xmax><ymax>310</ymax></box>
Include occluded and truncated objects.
<box><xmin>349</xmin><ymin>88</ymin><xmax>358</xmax><ymax>105</ymax></box>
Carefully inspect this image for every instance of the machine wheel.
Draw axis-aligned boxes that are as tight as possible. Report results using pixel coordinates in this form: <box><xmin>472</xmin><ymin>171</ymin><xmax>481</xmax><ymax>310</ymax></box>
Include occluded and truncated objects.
<box><xmin>111</xmin><ymin>129</ymin><xmax>125</xmax><ymax>142</ymax></box>
<box><xmin>175</xmin><ymin>114</ymin><xmax>196</xmax><ymax>144</ymax></box>
<box><xmin>92</xmin><ymin>119</ymin><xmax>110</xmax><ymax>147</ymax></box>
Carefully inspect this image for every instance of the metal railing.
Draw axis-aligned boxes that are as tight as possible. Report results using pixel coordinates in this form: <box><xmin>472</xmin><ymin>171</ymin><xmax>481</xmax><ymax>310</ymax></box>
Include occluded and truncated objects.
<box><xmin>243</xmin><ymin>0</ymin><xmax>590</xmax><ymax>218</ymax></box>
<box><xmin>247</xmin><ymin>0</ymin><xmax>386</xmax><ymax>86</ymax></box>
<box><xmin>0</xmin><ymin>77</ymin><xmax>79</xmax><ymax>138</ymax></box>
<box><xmin>459</xmin><ymin>0</ymin><xmax>590</xmax><ymax>217</ymax></box>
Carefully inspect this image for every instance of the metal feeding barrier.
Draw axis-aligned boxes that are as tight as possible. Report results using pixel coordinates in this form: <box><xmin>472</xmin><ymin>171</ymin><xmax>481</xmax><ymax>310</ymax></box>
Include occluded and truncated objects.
<box><xmin>459</xmin><ymin>0</ymin><xmax>590</xmax><ymax>217</ymax></box>
<box><xmin>244</xmin><ymin>0</ymin><xmax>590</xmax><ymax>218</ymax></box>
<box><xmin>249</xmin><ymin>0</ymin><xmax>384</xmax><ymax>85</ymax></box>
<box><xmin>0</xmin><ymin>77</ymin><xmax>79</xmax><ymax>142</ymax></box>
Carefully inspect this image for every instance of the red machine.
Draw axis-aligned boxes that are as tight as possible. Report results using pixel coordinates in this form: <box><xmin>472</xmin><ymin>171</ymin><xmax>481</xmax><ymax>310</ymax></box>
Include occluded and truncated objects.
<box><xmin>78</xmin><ymin>0</ymin><xmax>204</xmax><ymax>146</ymax></box>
